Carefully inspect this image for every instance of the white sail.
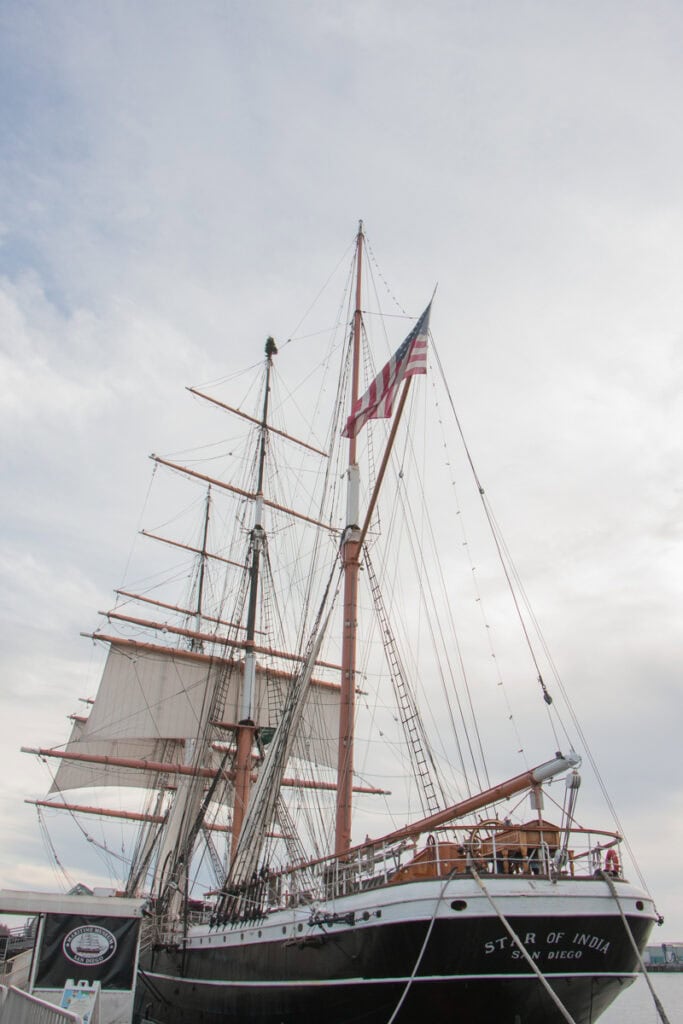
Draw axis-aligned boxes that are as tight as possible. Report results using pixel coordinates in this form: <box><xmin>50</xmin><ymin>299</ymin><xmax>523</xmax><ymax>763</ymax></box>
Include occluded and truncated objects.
<box><xmin>76</xmin><ymin>641</ymin><xmax>239</xmax><ymax>741</ymax></box>
<box><xmin>48</xmin><ymin>638</ymin><xmax>342</xmax><ymax>794</ymax></box>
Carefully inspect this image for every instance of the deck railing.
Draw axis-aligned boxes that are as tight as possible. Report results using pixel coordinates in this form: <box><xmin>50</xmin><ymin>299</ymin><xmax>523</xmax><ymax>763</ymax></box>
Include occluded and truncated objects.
<box><xmin>157</xmin><ymin>821</ymin><xmax>624</xmax><ymax>936</ymax></box>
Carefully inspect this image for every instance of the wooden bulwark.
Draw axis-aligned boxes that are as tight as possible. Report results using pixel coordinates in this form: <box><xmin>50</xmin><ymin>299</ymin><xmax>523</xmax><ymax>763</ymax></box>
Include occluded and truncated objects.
<box><xmin>389</xmin><ymin>820</ymin><xmax>565</xmax><ymax>884</ymax></box>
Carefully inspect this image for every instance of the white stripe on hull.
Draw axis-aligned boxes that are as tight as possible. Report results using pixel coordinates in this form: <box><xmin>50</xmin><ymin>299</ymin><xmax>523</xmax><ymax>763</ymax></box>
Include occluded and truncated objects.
<box><xmin>144</xmin><ymin>969</ymin><xmax>641</xmax><ymax>989</ymax></box>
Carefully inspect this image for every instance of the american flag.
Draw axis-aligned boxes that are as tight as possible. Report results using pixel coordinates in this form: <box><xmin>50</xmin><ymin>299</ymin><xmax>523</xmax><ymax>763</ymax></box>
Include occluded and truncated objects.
<box><xmin>342</xmin><ymin>303</ymin><xmax>431</xmax><ymax>439</ymax></box>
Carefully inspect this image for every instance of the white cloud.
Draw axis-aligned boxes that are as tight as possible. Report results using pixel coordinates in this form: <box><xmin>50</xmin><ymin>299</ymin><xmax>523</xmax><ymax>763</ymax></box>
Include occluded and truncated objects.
<box><xmin>0</xmin><ymin>0</ymin><xmax>681</xmax><ymax>943</ymax></box>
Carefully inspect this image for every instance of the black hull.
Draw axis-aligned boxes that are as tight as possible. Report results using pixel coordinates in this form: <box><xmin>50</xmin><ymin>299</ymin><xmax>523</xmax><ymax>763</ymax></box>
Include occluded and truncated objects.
<box><xmin>136</xmin><ymin>891</ymin><xmax>654</xmax><ymax>1024</ymax></box>
<box><xmin>137</xmin><ymin>973</ymin><xmax>638</xmax><ymax>1024</ymax></box>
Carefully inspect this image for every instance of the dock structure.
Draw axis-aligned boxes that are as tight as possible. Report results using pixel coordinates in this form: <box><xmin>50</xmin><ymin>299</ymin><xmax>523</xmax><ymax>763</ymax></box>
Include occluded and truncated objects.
<box><xmin>0</xmin><ymin>890</ymin><xmax>145</xmax><ymax>1024</ymax></box>
<box><xmin>644</xmin><ymin>941</ymin><xmax>683</xmax><ymax>971</ymax></box>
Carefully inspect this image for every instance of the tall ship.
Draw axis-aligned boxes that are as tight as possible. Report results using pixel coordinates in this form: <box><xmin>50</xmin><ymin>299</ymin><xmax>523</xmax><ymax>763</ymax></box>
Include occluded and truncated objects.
<box><xmin>23</xmin><ymin>225</ymin><xmax>659</xmax><ymax>1023</ymax></box>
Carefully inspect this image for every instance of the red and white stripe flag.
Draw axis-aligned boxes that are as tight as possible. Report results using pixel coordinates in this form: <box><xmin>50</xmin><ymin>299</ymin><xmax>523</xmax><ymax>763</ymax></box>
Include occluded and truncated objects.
<box><xmin>342</xmin><ymin>303</ymin><xmax>431</xmax><ymax>439</ymax></box>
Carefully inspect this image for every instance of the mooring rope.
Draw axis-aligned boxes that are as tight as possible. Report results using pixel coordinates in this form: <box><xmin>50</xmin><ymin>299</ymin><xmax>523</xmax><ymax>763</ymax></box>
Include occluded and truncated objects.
<box><xmin>468</xmin><ymin>864</ymin><xmax>578</xmax><ymax>1024</ymax></box>
<box><xmin>384</xmin><ymin>869</ymin><xmax>455</xmax><ymax>1024</ymax></box>
<box><xmin>600</xmin><ymin>871</ymin><xmax>671</xmax><ymax>1024</ymax></box>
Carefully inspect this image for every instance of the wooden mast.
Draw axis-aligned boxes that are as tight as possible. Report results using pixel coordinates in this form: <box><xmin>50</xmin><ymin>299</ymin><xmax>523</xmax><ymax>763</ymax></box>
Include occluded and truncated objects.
<box><xmin>335</xmin><ymin>221</ymin><xmax>364</xmax><ymax>855</ymax></box>
<box><xmin>230</xmin><ymin>336</ymin><xmax>278</xmax><ymax>859</ymax></box>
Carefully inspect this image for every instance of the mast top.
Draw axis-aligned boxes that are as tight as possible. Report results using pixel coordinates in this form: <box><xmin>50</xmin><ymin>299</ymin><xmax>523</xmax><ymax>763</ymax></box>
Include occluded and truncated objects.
<box><xmin>265</xmin><ymin>336</ymin><xmax>278</xmax><ymax>359</ymax></box>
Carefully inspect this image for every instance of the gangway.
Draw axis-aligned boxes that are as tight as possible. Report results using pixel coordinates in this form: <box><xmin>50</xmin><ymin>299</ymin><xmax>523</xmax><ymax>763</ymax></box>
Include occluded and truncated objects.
<box><xmin>0</xmin><ymin>983</ymin><xmax>83</xmax><ymax>1023</ymax></box>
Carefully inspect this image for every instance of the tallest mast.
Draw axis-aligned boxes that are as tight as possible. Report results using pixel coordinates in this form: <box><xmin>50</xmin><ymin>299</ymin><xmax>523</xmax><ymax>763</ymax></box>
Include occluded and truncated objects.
<box><xmin>335</xmin><ymin>221</ymin><xmax>364</xmax><ymax>854</ymax></box>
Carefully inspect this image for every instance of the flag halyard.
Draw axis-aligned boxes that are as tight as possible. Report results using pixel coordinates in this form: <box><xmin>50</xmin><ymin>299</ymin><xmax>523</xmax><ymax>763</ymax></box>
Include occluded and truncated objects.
<box><xmin>342</xmin><ymin>303</ymin><xmax>431</xmax><ymax>439</ymax></box>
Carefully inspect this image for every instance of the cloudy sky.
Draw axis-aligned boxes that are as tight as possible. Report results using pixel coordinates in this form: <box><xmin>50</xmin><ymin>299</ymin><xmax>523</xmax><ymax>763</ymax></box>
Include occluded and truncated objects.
<box><xmin>1</xmin><ymin>1</ymin><xmax>682</xmax><ymax>938</ymax></box>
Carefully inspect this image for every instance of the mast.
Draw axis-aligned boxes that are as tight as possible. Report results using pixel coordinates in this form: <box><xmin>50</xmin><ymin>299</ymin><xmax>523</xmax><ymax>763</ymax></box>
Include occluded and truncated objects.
<box><xmin>192</xmin><ymin>486</ymin><xmax>211</xmax><ymax>651</ymax></box>
<box><xmin>335</xmin><ymin>222</ymin><xmax>364</xmax><ymax>855</ymax></box>
<box><xmin>231</xmin><ymin>336</ymin><xmax>278</xmax><ymax>858</ymax></box>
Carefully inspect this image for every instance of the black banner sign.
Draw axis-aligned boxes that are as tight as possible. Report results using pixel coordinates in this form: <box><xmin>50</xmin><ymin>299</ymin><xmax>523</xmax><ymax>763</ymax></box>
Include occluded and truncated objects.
<box><xmin>34</xmin><ymin>914</ymin><xmax>140</xmax><ymax>990</ymax></box>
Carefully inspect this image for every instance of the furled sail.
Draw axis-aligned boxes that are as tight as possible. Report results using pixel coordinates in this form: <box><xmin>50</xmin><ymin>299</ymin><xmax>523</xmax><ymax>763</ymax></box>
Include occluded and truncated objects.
<box><xmin>227</xmin><ymin>583</ymin><xmax>340</xmax><ymax>887</ymax></box>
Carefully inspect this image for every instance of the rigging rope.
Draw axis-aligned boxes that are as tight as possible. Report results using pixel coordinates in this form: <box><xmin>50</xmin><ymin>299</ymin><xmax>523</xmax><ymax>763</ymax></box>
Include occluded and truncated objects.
<box><xmin>36</xmin><ymin>806</ymin><xmax>74</xmax><ymax>891</ymax></box>
<box><xmin>38</xmin><ymin>756</ymin><xmax>132</xmax><ymax>885</ymax></box>
<box><xmin>430</xmin><ymin>340</ymin><xmax>658</xmax><ymax>906</ymax></box>
<box><xmin>427</xmin><ymin>367</ymin><xmax>528</xmax><ymax>775</ymax></box>
<box><xmin>389</xmin><ymin>414</ymin><xmax>491</xmax><ymax>795</ymax></box>
<box><xmin>431</xmin><ymin>339</ymin><xmax>557</xmax><ymax>716</ymax></box>
<box><xmin>284</xmin><ymin>235</ymin><xmax>356</xmax><ymax>347</ymax></box>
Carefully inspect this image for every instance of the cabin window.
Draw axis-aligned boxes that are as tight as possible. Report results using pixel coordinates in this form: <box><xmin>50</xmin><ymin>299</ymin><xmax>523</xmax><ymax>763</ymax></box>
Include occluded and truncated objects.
<box><xmin>451</xmin><ymin>900</ymin><xmax>467</xmax><ymax>912</ymax></box>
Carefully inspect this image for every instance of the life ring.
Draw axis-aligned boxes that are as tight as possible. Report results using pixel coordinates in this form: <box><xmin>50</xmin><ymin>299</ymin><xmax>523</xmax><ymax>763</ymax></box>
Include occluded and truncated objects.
<box><xmin>605</xmin><ymin>848</ymin><xmax>620</xmax><ymax>874</ymax></box>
